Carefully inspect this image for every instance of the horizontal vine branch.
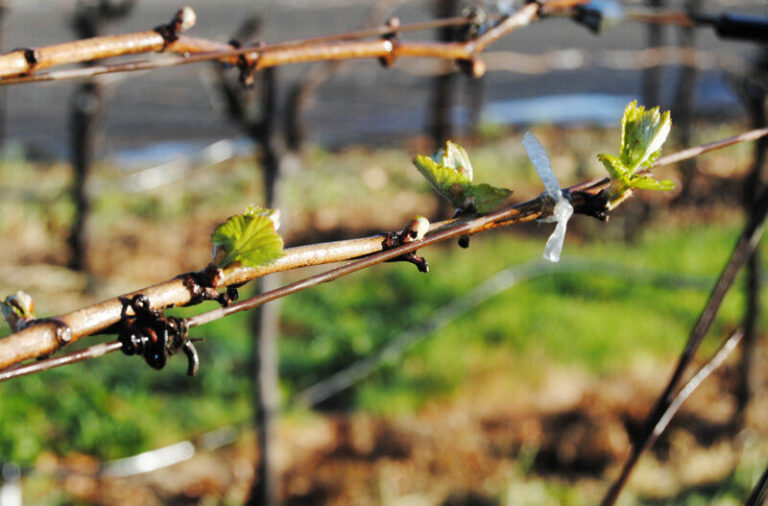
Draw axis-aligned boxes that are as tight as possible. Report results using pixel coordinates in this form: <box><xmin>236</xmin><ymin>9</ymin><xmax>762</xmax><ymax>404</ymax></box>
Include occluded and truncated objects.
<box><xmin>0</xmin><ymin>1</ymin><xmax>581</xmax><ymax>85</ymax></box>
<box><xmin>1</xmin><ymin>127</ymin><xmax>766</xmax><ymax>374</ymax></box>
<box><xmin>185</xmin><ymin>196</ymin><xmax>546</xmax><ymax>328</ymax></box>
<box><xmin>4</xmin><ymin>43</ymin><xmax>750</xmax><ymax>87</ymax></box>
<box><xmin>0</xmin><ymin>7</ymin><xmax>198</xmax><ymax>78</ymax></box>
<box><xmin>0</xmin><ymin>2</ymin><xmax>758</xmax><ymax>86</ymax></box>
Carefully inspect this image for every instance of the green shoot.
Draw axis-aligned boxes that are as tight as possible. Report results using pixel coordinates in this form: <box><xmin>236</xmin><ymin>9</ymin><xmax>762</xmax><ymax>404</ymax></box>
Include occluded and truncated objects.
<box><xmin>599</xmin><ymin>101</ymin><xmax>675</xmax><ymax>209</ymax></box>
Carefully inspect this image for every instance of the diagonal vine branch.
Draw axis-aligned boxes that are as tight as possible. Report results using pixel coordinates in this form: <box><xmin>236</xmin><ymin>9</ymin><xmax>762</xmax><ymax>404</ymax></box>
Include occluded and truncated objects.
<box><xmin>0</xmin><ymin>127</ymin><xmax>766</xmax><ymax>376</ymax></box>
<box><xmin>601</xmin><ymin>167</ymin><xmax>768</xmax><ymax>504</ymax></box>
<box><xmin>653</xmin><ymin>328</ymin><xmax>745</xmax><ymax>439</ymax></box>
<box><xmin>600</xmin><ymin>328</ymin><xmax>745</xmax><ymax>506</ymax></box>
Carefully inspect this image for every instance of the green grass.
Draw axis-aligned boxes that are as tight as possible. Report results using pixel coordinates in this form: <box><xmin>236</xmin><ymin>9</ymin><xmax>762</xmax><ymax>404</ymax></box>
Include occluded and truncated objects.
<box><xmin>279</xmin><ymin>221</ymin><xmax>754</xmax><ymax>413</ymax></box>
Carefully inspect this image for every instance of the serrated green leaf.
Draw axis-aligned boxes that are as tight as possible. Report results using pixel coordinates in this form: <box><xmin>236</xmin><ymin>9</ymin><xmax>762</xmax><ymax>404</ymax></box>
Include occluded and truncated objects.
<box><xmin>627</xmin><ymin>174</ymin><xmax>676</xmax><ymax>191</ymax></box>
<box><xmin>467</xmin><ymin>183</ymin><xmax>514</xmax><ymax>213</ymax></box>
<box><xmin>413</xmin><ymin>140</ymin><xmax>475</xmax><ymax>209</ymax></box>
<box><xmin>211</xmin><ymin>209</ymin><xmax>284</xmax><ymax>269</ymax></box>
<box><xmin>598</xmin><ymin>150</ymin><xmax>675</xmax><ymax>194</ymax></box>
<box><xmin>245</xmin><ymin>204</ymin><xmax>281</xmax><ymax>230</ymax></box>
<box><xmin>413</xmin><ymin>153</ymin><xmax>472</xmax><ymax>207</ymax></box>
<box><xmin>620</xmin><ymin>100</ymin><xmax>672</xmax><ymax>171</ymax></box>
<box><xmin>597</xmin><ymin>153</ymin><xmax>630</xmax><ymax>183</ymax></box>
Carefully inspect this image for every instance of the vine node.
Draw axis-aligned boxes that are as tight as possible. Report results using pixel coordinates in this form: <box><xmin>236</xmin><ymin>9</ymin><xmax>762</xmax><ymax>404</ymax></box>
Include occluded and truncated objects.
<box><xmin>525</xmin><ymin>0</ymin><xmax>549</xmax><ymax>17</ymax></box>
<box><xmin>180</xmin><ymin>264</ymin><xmax>241</xmax><ymax>308</ymax></box>
<box><xmin>456</xmin><ymin>6</ymin><xmax>489</xmax><ymax>78</ymax></box>
<box><xmin>576</xmin><ymin>189</ymin><xmax>611</xmax><ymax>221</ymax></box>
<box><xmin>378</xmin><ymin>17</ymin><xmax>400</xmax><ymax>68</ymax></box>
<box><xmin>228</xmin><ymin>39</ymin><xmax>261</xmax><ymax>86</ymax></box>
<box><xmin>20</xmin><ymin>318</ymin><xmax>73</xmax><ymax>359</ymax></box>
<box><xmin>382</xmin><ymin>220</ymin><xmax>429</xmax><ymax>273</ymax></box>
<box><xmin>21</xmin><ymin>48</ymin><xmax>39</xmax><ymax>67</ymax></box>
<box><xmin>459</xmin><ymin>6</ymin><xmax>489</xmax><ymax>41</ymax></box>
<box><xmin>154</xmin><ymin>7</ymin><xmax>196</xmax><ymax>51</ymax></box>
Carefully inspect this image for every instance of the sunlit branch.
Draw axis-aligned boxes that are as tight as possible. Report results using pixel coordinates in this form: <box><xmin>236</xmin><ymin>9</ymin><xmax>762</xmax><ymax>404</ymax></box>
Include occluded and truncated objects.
<box><xmin>0</xmin><ymin>2</ymin><xmax>551</xmax><ymax>85</ymax></box>
<box><xmin>0</xmin><ymin>127</ymin><xmax>764</xmax><ymax>372</ymax></box>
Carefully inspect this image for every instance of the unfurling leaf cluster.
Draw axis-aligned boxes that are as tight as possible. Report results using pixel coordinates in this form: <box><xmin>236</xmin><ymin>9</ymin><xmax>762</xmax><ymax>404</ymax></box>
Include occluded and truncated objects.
<box><xmin>413</xmin><ymin>141</ymin><xmax>512</xmax><ymax>213</ymax></box>
<box><xmin>598</xmin><ymin>101</ymin><xmax>675</xmax><ymax>209</ymax></box>
<box><xmin>211</xmin><ymin>205</ymin><xmax>284</xmax><ymax>269</ymax></box>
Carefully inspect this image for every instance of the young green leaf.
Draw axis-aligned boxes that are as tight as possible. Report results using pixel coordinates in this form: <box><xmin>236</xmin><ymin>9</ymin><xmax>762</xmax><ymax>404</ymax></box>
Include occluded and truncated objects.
<box><xmin>467</xmin><ymin>183</ymin><xmax>513</xmax><ymax>213</ymax></box>
<box><xmin>597</xmin><ymin>153</ymin><xmax>629</xmax><ymax>185</ymax></box>
<box><xmin>599</xmin><ymin>101</ymin><xmax>675</xmax><ymax>208</ymax></box>
<box><xmin>211</xmin><ymin>206</ymin><xmax>284</xmax><ymax>269</ymax></box>
<box><xmin>413</xmin><ymin>140</ymin><xmax>511</xmax><ymax>213</ymax></box>
<box><xmin>625</xmin><ymin>174</ymin><xmax>676</xmax><ymax>191</ymax></box>
<box><xmin>620</xmin><ymin>100</ymin><xmax>671</xmax><ymax>170</ymax></box>
<box><xmin>245</xmin><ymin>204</ymin><xmax>281</xmax><ymax>231</ymax></box>
<box><xmin>413</xmin><ymin>141</ymin><xmax>473</xmax><ymax>209</ymax></box>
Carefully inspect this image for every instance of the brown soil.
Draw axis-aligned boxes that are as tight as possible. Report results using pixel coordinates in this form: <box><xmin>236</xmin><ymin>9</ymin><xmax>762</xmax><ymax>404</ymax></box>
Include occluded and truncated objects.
<box><xmin>34</xmin><ymin>349</ymin><xmax>768</xmax><ymax>505</ymax></box>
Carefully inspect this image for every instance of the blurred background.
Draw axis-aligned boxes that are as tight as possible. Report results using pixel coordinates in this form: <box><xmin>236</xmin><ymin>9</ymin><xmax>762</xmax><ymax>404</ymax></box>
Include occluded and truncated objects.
<box><xmin>1</xmin><ymin>0</ymin><xmax>768</xmax><ymax>504</ymax></box>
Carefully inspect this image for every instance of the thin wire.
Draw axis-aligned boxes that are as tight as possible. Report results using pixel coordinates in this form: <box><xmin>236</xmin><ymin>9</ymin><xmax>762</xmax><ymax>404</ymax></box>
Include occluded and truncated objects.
<box><xmin>0</xmin><ymin>342</ymin><xmax>122</xmax><ymax>382</ymax></box>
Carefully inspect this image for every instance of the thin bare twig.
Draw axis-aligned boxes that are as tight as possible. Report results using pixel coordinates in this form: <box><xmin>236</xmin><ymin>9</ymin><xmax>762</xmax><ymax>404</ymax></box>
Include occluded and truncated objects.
<box><xmin>601</xmin><ymin>179</ymin><xmax>768</xmax><ymax>505</ymax></box>
<box><xmin>602</xmin><ymin>329</ymin><xmax>744</xmax><ymax>504</ymax></box>
<box><xmin>656</xmin><ymin>127</ymin><xmax>768</xmax><ymax>167</ymax></box>
<box><xmin>468</xmin><ymin>47</ymin><xmax>748</xmax><ymax>77</ymax></box>
<box><xmin>626</xmin><ymin>9</ymin><xmax>694</xmax><ymax>27</ymax></box>
<box><xmin>651</xmin><ymin>329</ymin><xmax>743</xmax><ymax>443</ymax></box>
<box><xmin>0</xmin><ymin>341</ymin><xmax>121</xmax><ymax>382</ymax></box>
